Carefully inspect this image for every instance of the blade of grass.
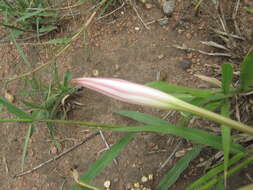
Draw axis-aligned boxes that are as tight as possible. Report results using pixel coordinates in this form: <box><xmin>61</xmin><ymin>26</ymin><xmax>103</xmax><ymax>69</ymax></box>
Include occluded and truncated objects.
<box><xmin>198</xmin><ymin>154</ymin><xmax>253</xmax><ymax>190</ymax></box>
<box><xmin>240</xmin><ymin>48</ymin><xmax>253</xmax><ymax>91</ymax></box>
<box><xmin>11</xmin><ymin>35</ymin><xmax>31</xmax><ymax>67</ymax></box>
<box><xmin>110</xmin><ymin>125</ymin><xmax>243</xmax><ymax>154</ymax></box>
<box><xmin>221</xmin><ymin>63</ymin><xmax>233</xmax><ymax>94</ymax></box>
<box><xmin>0</xmin><ymin>116</ymin><xmax>244</xmax><ymax>153</ymax></box>
<box><xmin>221</xmin><ymin>100</ymin><xmax>231</xmax><ymax>186</ymax></box>
<box><xmin>186</xmin><ymin>151</ymin><xmax>247</xmax><ymax>190</ymax></box>
<box><xmin>71</xmin><ymin>132</ymin><xmax>136</xmax><ymax>190</ymax></box>
<box><xmin>221</xmin><ymin>63</ymin><xmax>233</xmax><ymax>186</ymax></box>
<box><xmin>21</xmin><ymin>124</ymin><xmax>34</xmax><ymax>170</ymax></box>
<box><xmin>156</xmin><ymin>145</ymin><xmax>203</xmax><ymax>190</ymax></box>
<box><xmin>146</xmin><ymin>81</ymin><xmax>217</xmax><ymax>97</ymax></box>
<box><xmin>0</xmin><ymin>97</ymin><xmax>33</xmax><ymax>119</ymax></box>
<box><xmin>113</xmin><ymin>110</ymin><xmax>169</xmax><ymax>126</ymax></box>
<box><xmin>215</xmin><ymin>181</ymin><xmax>225</xmax><ymax>190</ymax></box>
<box><xmin>114</xmin><ymin>111</ymin><xmax>244</xmax><ymax>153</ymax></box>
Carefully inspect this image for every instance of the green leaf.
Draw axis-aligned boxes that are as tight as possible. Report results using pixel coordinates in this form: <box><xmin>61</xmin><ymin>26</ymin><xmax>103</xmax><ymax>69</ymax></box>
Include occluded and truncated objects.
<box><xmin>146</xmin><ymin>81</ymin><xmax>216</xmax><ymax>97</ymax></box>
<box><xmin>38</xmin><ymin>25</ymin><xmax>57</xmax><ymax>33</ymax></box>
<box><xmin>12</xmin><ymin>35</ymin><xmax>31</xmax><ymax>66</ymax></box>
<box><xmin>111</xmin><ymin>125</ymin><xmax>243</xmax><ymax>153</ymax></box>
<box><xmin>221</xmin><ymin>100</ymin><xmax>231</xmax><ymax>184</ymax></box>
<box><xmin>21</xmin><ymin>124</ymin><xmax>34</xmax><ymax>170</ymax></box>
<box><xmin>0</xmin><ymin>97</ymin><xmax>33</xmax><ymax>119</ymax></box>
<box><xmin>114</xmin><ymin>111</ymin><xmax>244</xmax><ymax>153</ymax></box>
<box><xmin>0</xmin><ymin>23</ymin><xmax>27</xmax><ymax>32</ymax></box>
<box><xmin>113</xmin><ymin>110</ymin><xmax>169</xmax><ymax>126</ymax></box>
<box><xmin>240</xmin><ymin>49</ymin><xmax>253</xmax><ymax>91</ymax></box>
<box><xmin>221</xmin><ymin>63</ymin><xmax>233</xmax><ymax>94</ymax></box>
<box><xmin>63</xmin><ymin>70</ymin><xmax>72</xmax><ymax>89</ymax></box>
<box><xmin>215</xmin><ymin>181</ymin><xmax>225</xmax><ymax>190</ymax></box>
<box><xmin>21</xmin><ymin>100</ymin><xmax>45</xmax><ymax>109</ymax></box>
<box><xmin>0</xmin><ymin>31</ymin><xmax>23</xmax><ymax>43</ymax></box>
<box><xmin>156</xmin><ymin>145</ymin><xmax>203</xmax><ymax>190</ymax></box>
<box><xmin>71</xmin><ymin>133</ymin><xmax>136</xmax><ymax>190</ymax></box>
<box><xmin>13</xmin><ymin>10</ymin><xmax>43</xmax><ymax>24</ymax></box>
<box><xmin>45</xmin><ymin>37</ymin><xmax>73</xmax><ymax>44</ymax></box>
<box><xmin>244</xmin><ymin>7</ymin><xmax>253</xmax><ymax>14</ymax></box>
<box><xmin>186</xmin><ymin>152</ymin><xmax>246</xmax><ymax>190</ymax></box>
<box><xmin>198</xmin><ymin>154</ymin><xmax>253</xmax><ymax>190</ymax></box>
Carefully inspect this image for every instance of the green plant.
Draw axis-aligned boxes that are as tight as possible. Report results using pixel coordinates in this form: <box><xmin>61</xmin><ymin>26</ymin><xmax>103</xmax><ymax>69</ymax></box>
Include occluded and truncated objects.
<box><xmin>0</xmin><ymin>49</ymin><xmax>253</xmax><ymax>189</ymax></box>
<box><xmin>1</xmin><ymin>66</ymin><xmax>76</xmax><ymax>169</ymax></box>
<box><xmin>0</xmin><ymin>0</ymin><xmax>91</xmax><ymax>41</ymax></box>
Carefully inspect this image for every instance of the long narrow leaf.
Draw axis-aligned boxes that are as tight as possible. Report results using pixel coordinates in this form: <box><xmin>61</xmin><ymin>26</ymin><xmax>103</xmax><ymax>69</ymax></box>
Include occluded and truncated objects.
<box><xmin>199</xmin><ymin>155</ymin><xmax>253</xmax><ymax>190</ymax></box>
<box><xmin>21</xmin><ymin>124</ymin><xmax>34</xmax><ymax>170</ymax></box>
<box><xmin>146</xmin><ymin>81</ymin><xmax>216</xmax><ymax>97</ymax></box>
<box><xmin>110</xmin><ymin>125</ymin><xmax>243</xmax><ymax>154</ymax></box>
<box><xmin>186</xmin><ymin>152</ymin><xmax>246</xmax><ymax>190</ymax></box>
<box><xmin>114</xmin><ymin>111</ymin><xmax>244</xmax><ymax>153</ymax></box>
<box><xmin>156</xmin><ymin>145</ymin><xmax>203</xmax><ymax>190</ymax></box>
<box><xmin>71</xmin><ymin>132</ymin><xmax>136</xmax><ymax>190</ymax></box>
<box><xmin>240</xmin><ymin>49</ymin><xmax>253</xmax><ymax>91</ymax></box>
<box><xmin>113</xmin><ymin>110</ymin><xmax>169</xmax><ymax>126</ymax></box>
<box><xmin>221</xmin><ymin>100</ymin><xmax>231</xmax><ymax>184</ymax></box>
<box><xmin>222</xmin><ymin>63</ymin><xmax>233</xmax><ymax>94</ymax></box>
<box><xmin>0</xmin><ymin>97</ymin><xmax>33</xmax><ymax>119</ymax></box>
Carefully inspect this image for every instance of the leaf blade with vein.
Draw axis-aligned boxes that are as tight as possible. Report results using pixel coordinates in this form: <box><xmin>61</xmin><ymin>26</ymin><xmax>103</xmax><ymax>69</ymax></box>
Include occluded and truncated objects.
<box><xmin>156</xmin><ymin>145</ymin><xmax>203</xmax><ymax>190</ymax></box>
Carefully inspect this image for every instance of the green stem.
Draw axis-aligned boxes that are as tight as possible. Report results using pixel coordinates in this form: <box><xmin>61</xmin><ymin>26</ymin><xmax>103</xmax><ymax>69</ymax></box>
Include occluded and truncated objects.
<box><xmin>175</xmin><ymin>100</ymin><xmax>253</xmax><ymax>136</ymax></box>
<box><xmin>0</xmin><ymin>118</ymin><xmax>124</xmax><ymax>128</ymax></box>
<box><xmin>199</xmin><ymin>154</ymin><xmax>253</xmax><ymax>190</ymax></box>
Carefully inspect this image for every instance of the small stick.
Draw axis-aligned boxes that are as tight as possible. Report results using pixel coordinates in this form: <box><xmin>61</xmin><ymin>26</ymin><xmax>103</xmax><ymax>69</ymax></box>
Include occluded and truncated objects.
<box><xmin>3</xmin><ymin>156</ymin><xmax>9</xmax><ymax>175</ymax></box>
<box><xmin>13</xmin><ymin>132</ymin><xmax>99</xmax><ymax>178</ymax></box>
<box><xmin>131</xmin><ymin>3</ymin><xmax>150</xmax><ymax>30</ymax></box>
<box><xmin>211</xmin><ymin>28</ymin><xmax>245</xmax><ymax>40</ymax></box>
<box><xmin>158</xmin><ymin>140</ymin><xmax>182</xmax><ymax>171</ymax></box>
<box><xmin>170</xmin><ymin>44</ymin><xmax>232</xmax><ymax>57</ymax></box>
<box><xmin>60</xmin><ymin>178</ymin><xmax>67</xmax><ymax>190</ymax></box>
<box><xmin>99</xmin><ymin>130</ymin><xmax>118</xmax><ymax>165</ymax></box>
<box><xmin>96</xmin><ymin>2</ymin><xmax>125</xmax><ymax>21</ymax></box>
<box><xmin>200</xmin><ymin>41</ymin><xmax>229</xmax><ymax>51</ymax></box>
<box><xmin>232</xmin><ymin>0</ymin><xmax>241</xmax><ymax>36</ymax></box>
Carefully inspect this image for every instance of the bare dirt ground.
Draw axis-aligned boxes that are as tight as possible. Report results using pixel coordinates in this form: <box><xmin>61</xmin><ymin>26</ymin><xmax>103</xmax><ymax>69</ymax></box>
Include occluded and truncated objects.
<box><xmin>0</xmin><ymin>0</ymin><xmax>253</xmax><ymax>190</ymax></box>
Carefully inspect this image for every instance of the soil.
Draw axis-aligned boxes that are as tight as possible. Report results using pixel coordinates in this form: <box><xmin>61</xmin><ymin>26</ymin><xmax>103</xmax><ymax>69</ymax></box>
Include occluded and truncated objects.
<box><xmin>0</xmin><ymin>0</ymin><xmax>253</xmax><ymax>190</ymax></box>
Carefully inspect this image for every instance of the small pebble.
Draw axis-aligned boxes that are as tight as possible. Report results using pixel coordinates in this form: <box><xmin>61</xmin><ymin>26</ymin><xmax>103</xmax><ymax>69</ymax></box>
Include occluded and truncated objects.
<box><xmin>4</xmin><ymin>90</ymin><xmax>15</xmax><ymax>103</ymax></box>
<box><xmin>179</xmin><ymin>60</ymin><xmax>192</xmax><ymax>71</ymax></box>
<box><xmin>148</xmin><ymin>174</ymin><xmax>153</xmax><ymax>180</ymax></box>
<box><xmin>134</xmin><ymin>183</ymin><xmax>140</xmax><ymax>188</ymax></box>
<box><xmin>186</xmin><ymin>33</ymin><xmax>192</xmax><ymax>40</ymax></box>
<box><xmin>104</xmin><ymin>180</ymin><xmax>111</xmax><ymax>189</ymax></box>
<box><xmin>175</xmin><ymin>149</ymin><xmax>187</xmax><ymax>157</ymax></box>
<box><xmin>158</xmin><ymin>18</ymin><xmax>169</xmax><ymax>26</ymax></box>
<box><xmin>134</xmin><ymin>27</ymin><xmax>140</xmax><ymax>31</ymax></box>
<box><xmin>92</xmin><ymin>69</ymin><xmax>99</xmax><ymax>76</ymax></box>
<box><xmin>158</xmin><ymin>54</ymin><xmax>164</xmax><ymax>59</ymax></box>
<box><xmin>145</xmin><ymin>3</ymin><xmax>153</xmax><ymax>9</ymax></box>
<box><xmin>163</xmin><ymin>0</ymin><xmax>175</xmax><ymax>15</ymax></box>
<box><xmin>141</xmin><ymin>176</ymin><xmax>148</xmax><ymax>183</ymax></box>
<box><xmin>115</xmin><ymin>64</ymin><xmax>120</xmax><ymax>71</ymax></box>
<box><xmin>50</xmin><ymin>146</ymin><xmax>58</xmax><ymax>154</ymax></box>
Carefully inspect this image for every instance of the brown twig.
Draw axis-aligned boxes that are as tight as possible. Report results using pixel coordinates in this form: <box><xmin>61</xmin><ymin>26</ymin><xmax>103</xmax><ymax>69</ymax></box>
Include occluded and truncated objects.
<box><xmin>158</xmin><ymin>140</ymin><xmax>182</xmax><ymax>171</ymax></box>
<box><xmin>130</xmin><ymin>1</ymin><xmax>150</xmax><ymax>30</ymax></box>
<box><xmin>170</xmin><ymin>44</ymin><xmax>232</xmax><ymax>57</ymax></box>
<box><xmin>96</xmin><ymin>2</ymin><xmax>125</xmax><ymax>21</ymax></box>
<box><xmin>13</xmin><ymin>132</ymin><xmax>99</xmax><ymax>178</ymax></box>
